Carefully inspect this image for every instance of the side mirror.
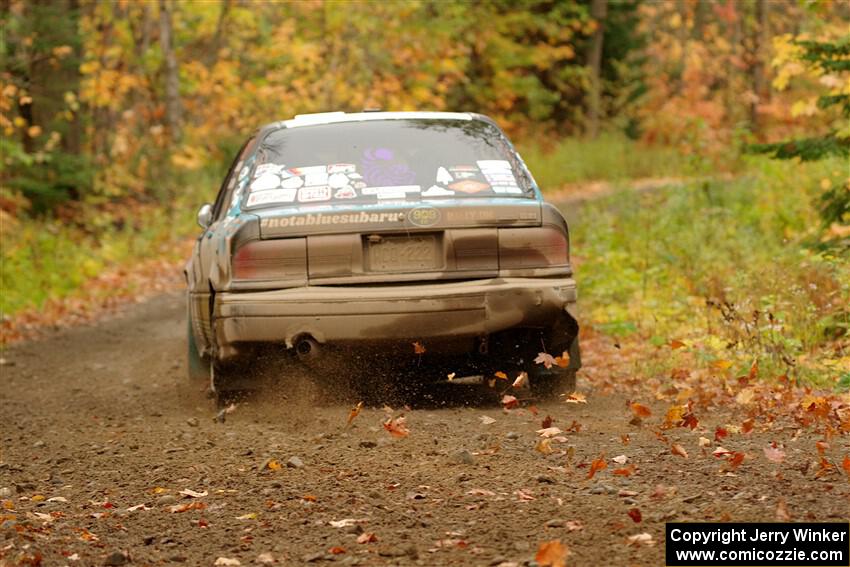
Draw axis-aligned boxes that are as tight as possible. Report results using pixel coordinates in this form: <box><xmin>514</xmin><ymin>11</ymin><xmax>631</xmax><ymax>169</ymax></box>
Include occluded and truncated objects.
<box><xmin>197</xmin><ymin>203</ymin><xmax>213</xmax><ymax>229</ymax></box>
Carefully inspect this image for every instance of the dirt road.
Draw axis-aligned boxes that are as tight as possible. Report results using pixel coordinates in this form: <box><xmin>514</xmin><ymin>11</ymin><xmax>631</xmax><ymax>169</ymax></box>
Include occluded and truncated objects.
<box><xmin>1</xmin><ymin>292</ymin><xmax>848</xmax><ymax>567</ymax></box>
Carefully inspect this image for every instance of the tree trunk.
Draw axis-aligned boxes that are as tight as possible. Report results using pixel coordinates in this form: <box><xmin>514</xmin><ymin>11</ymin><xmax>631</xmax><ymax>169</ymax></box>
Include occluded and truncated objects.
<box><xmin>159</xmin><ymin>0</ymin><xmax>182</xmax><ymax>140</ymax></box>
<box><xmin>585</xmin><ymin>0</ymin><xmax>607</xmax><ymax>139</ymax></box>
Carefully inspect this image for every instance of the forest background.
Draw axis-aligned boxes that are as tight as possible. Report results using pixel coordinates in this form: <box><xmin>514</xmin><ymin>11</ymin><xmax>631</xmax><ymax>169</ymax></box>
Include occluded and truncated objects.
<box><xmin>1</xmin><ymin>0</ymin><xmax>848</xmax><ymax>387</ymax></box>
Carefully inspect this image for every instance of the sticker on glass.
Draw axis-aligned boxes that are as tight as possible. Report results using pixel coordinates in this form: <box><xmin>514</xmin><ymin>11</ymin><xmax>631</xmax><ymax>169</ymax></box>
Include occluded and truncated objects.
<box><xmin>436</xmin><ymin>166</ymin><xmax>453</xmax><ymax>185</ymax></box>
<box><xmin>328</xmin><ymin>172</ymin><xmax>349</xmax><ymax>189</ymax></box>
<box><xmin>484</xmin><ymin>173</ymin><xmax>517</xmax><ymax>184</ymax></box>
<box><xmin>254</xmin><ymin>163</ymin><xmax>282</xmax><ymax>177</ymax></box>
<box><xmin>334</xmin><ymin>186</ymin><xmax>357</xmax><ymax>199</ymax></box>
<box><xmin>422</xmin><ymin>185</ymin><xmax>455</xmax><ymax>197</ymax></box>
<box><xmin>477</xmin><ymin>160</ymin><xmax>512</xmax><ymax>171</ymax></box>
<box><xmin>328</xmin><ymin>163</ymin><xmax>356</xmax><ymax>174</ymax></box>
<box><xmin>492</xmin><ymin>185</ymin><xmax>522</xmax><ymax>194</ymax></box>
<box><xmin>281</xmin><ymin>176</ymin><xmax>304</xmax><ymax>190</ymax></box>
<box><xmin>448</xmin><ymin>180</ymin><xmax>490</xmax><ymax>194</ymax></box>
<box><xmin>298</xmin><ymin>185</ymin><xmax>331</xmax><ymax>202</ymax></box>
<box><xmin>246</xmin><ymin>189</ymin><xmax>297</xmax><ymax>207</ymax></box>
<box><xmin>250</xmin><ymin>174</ymin><xmax>283</xmax><ymax>192</ymax></box>
<box><xmin>305</xmin><ymin>171</ymin><xmax>328</xmax><ymax>187</ymax></box>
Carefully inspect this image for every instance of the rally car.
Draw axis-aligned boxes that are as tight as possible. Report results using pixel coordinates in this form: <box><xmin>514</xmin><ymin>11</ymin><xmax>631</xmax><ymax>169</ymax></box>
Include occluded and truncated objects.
<box><xmin>184</xmin><ymin>111</ymin><xmax>580</xmax><ymax>401</ymax></box>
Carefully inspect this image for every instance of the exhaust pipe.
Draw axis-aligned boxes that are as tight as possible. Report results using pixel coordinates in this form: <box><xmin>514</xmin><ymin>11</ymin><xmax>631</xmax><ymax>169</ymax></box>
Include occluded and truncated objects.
<box><xmin>295</xmin><ymin>336</ymin><xmax>321</xmax><ymax>361</ymax></box>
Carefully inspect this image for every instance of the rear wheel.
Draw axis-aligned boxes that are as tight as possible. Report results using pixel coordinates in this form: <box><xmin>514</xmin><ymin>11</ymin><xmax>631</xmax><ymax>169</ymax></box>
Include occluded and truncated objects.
<box><xmin>182</xmin><ymin>317</ymin><xmax>212</xmax><ymax>403</ymax></box>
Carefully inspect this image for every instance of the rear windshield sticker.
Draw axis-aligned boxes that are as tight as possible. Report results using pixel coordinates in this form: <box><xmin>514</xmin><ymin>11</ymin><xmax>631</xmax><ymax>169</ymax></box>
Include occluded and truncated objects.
<box><xmin>477</xmin><ymin>159</ymin><xmax>512</xmax><ymax>171</ymax></box>
<box><xmin>250</xmin><ymin>174</ymin><xmax>283</xmax><ymax>192</ymax></box>
<box><xmin>254</xmin><ymin>163</ymin><xmax>282</xmax><ymax>177</ymax></box>
<box><xmin>448</xmin><ymin>179</ymin><xmax>490</xmax><ymax>194</ymax></box>
<box><xmin>492</xmin><ymin>184</ymin><xmax>522</xmax><ymax>194</ymax></box>
<box><xmin>281</xmin><ymin>176</ymin><xmax>304</xmax><ymax>189</ymax></box>
<box><xmin>246</xmin><ymin>188</ymin><xmax>297</xmax><ymax>207</ymax></box>
<box><xmin>436</xmin><ymin>166</ymin><xmax>453</xmax><ymax>185</ymax></box>
<box><xmin>334</xmin><ymin>186</ymin><xmax>357</xmax><ymax>199</ymax></box>
<box><xmin>452</xmin><ymin>171</ymin><xmax>477</xmax><ymax>179</ymax></box>
<box><xmin>422</xmin><ymin>185</ymin><xmax>455</xmax><ymax>197</ymax></box>
<box><xmin>328</xmin><ymin>172</ymin><xmax>349</xmax><ymax>188</ymax></box>
<box><xmin>328</xmin><ymin>163</ymin><xmax>356</xmax><ymax>174</ymax></box>
<box><xmin>305</xmin><ymin>171</ymin><xmax>328</xmax><ymax>186</ymax></box>
<box><xmin>484</xmin><ymin>173</ymin><xmax>517</xmax><ymax>184</ymax></box>
<box><xmin>298</xmin><ymin>185</ymin><xmax>332</xmax><ymax>202</ymax></box>
<box><xmin>450</xmin><ymin>165</ymin><xmax>477</xmax><ymax>172</ymax></box>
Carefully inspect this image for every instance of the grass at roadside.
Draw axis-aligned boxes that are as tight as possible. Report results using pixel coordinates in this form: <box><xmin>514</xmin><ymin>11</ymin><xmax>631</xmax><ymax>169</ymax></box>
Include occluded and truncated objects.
<box><xmin>567</xmin><ymin>155</ymin><xmax>850</xmax><ymax>387</ymax></box>
<box><xmin>518</xmin><ymin>134</ymin><xmax>709</xmax><ymax>190</ymax></box>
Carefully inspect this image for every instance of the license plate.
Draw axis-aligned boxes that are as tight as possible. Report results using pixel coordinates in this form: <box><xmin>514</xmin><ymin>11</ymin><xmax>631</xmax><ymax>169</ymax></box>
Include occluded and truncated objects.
<box><xmin>369</xmin><ymin>235</ymin><xmax>438</xmax><ymax>272</ymax></box>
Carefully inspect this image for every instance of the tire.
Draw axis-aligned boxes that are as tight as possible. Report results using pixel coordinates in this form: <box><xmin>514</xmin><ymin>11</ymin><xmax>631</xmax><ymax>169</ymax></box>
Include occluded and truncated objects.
<box><xmin>187</xmin><ymin>318</ymin><xmax>211</xmax><ymax>383</ymax></box>
<box><xmin>530</xmin><ymin>366</ymin><xmax>577</xmax><ymax>399</ymax></box>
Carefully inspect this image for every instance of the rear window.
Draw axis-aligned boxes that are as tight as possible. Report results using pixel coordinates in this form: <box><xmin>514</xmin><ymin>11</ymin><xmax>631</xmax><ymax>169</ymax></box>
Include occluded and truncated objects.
<box><xmin>242</xmin><ymin>119</ymin><xmax>533</xmax><ymax>209</ymax></box>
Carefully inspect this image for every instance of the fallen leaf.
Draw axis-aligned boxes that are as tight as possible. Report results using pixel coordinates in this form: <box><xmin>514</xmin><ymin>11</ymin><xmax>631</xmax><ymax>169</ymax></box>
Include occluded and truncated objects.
<box><xmin>627</xmin><ymin>508</ymin><xmax>642</xmax><ymax>523</ymax></box>
<box><xmin>214</xmin><ymin>558</ymin><xmax>241</xmax><ymax>566</ymax></box>
<box><xmin>763</xmin><ymin>444</ymin><xmax>785</xmax><ymax>464</ymax></box>
<box><xmin>357</xmin><ymin>532</ymin><xmax>378</xmax><ymax>544</ymax></box>
<box><xmin>179</xmin><ymin>489</ymin><xmax>208</xmax><ymax>498</ymax></box>
<box><xmin>712</xmin><ymin>359</ymin><xmax>733</xmax><ymax>371</ymax></box>
<box><xmin>630</xmin><ymin>403</ymin><xmax>651</xmax><ymax>418</ymax></box>
<box><xmin>714</xmin><ymin>426</ymin><xmax>728</xmax><ymax>441</ymax></box>
<box><xmin>267</xmin><ymin>459</ymin><xmax>282</xmax><ymax>471</ymax></box>
<box><xmin>542</xmin><ymin>415</ymin><xmax>554</xmax><ymax>429</ymax></box>
<box><xmin>564</xmin><ymin>393</ymin><xmax>587</xmax><ymax>404</ymax></box>
<box><xmin>554</xmin><ymin>352</ymin><xmax>570</xmax><ymax>367</ymax></box>
<box><xmin>480</xmin><ymin>415</ymin><xmax>496</xmax><ymax>425</ymax></box>
<box><xmin>328</xmin><ymin>546</ymin><xmax>346</xmax><ymax>555</ymax></box>
<box><xmin>127</xmin><ymin>504</ymin><xmax>151</xmax><ymax>512</ymax></box>
<box><xmin>671</xmin><ymin>443</ymin><xmax>688</xmax><ymax>458</ymax></box>
<box><xmin>346</xmin><ymin>401</ymin><xmax>363</xmax><ymax>426</ymax></box>
<box><xmin>816</xmin><ymin>440</ymin><xmax>829</xmax><ymax>455</ymax></box>
<box><xmin>256</xmin><ymin>553</ymin><xmax>275</xmax><ymax>565</ymax></box>
<box><xmin>669</xmin><ymin>339</ymin><xmax>686</xmax><ymax>349</ymax></box>
<box><xmin>412</xmin><ymin>341</ymin><xmax>426</xmax><ymax>354</ymax></box>
<box><xmin>698</xmin><ymin>437</ymin><xmax>712</xmax><ymax>448</ymax></box>
<box><xmin>741</xmin><ymin>418</ymin><xmax>754</xmax><ymax>434</ymax></box>
<box><xmin>747</xmin><ymin>359</ymin><xmax>759</xmax><ymax>380</ymax></box>
<box><xmin>495</xmin><ymin>371</ymin><xmax>508</xmax><ymax>380</ymax></box>
<box><xmin>735</xmin><ymin>387</ymin><xmax>756</xmax><ymax>405</ymax></box>
<box><xmin>565</xmin><ymin>520</ymin><xmax>583</xmax><ymax>531</ymax></box>
<box><xmin>627</xmin><ymin>533</ymin><xmax>655</xmax><ymax>547</ymax></box>
<box><xmin>383</xmin><ymin>416</ymin><xmax>410</xmax><ymax>438</ymax></box>
<box><xmin>329</xmin><ymin>519</ymin><xmax>359</xmax><ymax>528</ymax></box>
<box><xmin>537</xmin><ymin>427</ymin><xmax>563</xmax><ymax>438</ymax></box>
<box><xmin>235</xmin><ymin>512</ymin><xmax>257</xmax><ymax>520</ymax></box>
<box><xmin>46</xmin><ymin>496</ymin><xmax>67</xmax><ymax>503</ymax></box>
<box><xmin>501</xmin><ymin>394</ymin><xmax>519</xmax><ymax>409</ymax></box>
<box><xmin>843</xmin><ymin>455</ymin><xmax>850</xmax><ymax>477</ymax></box>
<box><xmin>514</xmin><ymin>489</ymin><xmax>535</xmax><ymax>501</ymax></box>
<box><xmin>169</xmin><ymin>501</ymin><xmax>206</xmax><ymax>513</ymax></box>
<box><xmin>535</xmin><ymin>540</ymin><xmax>568</xmax><ymax>567</ymax></box>
<box><xmin>726</xmin><ymin>452</ymin><xmax>746</xmax><ymax>470</ymax></box>
<box><xmin>612</xmin><ymin>454</ymin><xmax>628</xmax><ymax>465</ymax></box>
<box><xmin>512</xmin><ymin>371</ymin><xmax>528</xmax><ymax>389</ymax></box>
<box><xmin>587</xmin><ymin>453</ymin><xmax>607</xmax><ymax>479</ymax></box>
<box><xmin>713</xmin><ymin>447</ymin><xmax>732</xmax><ymax>457</ymax></box>
<box><xmin>613</xmin><ymin>465</ymin><xmax>636</xmax><ymax>476</ymax></box>
<box><xmin>535</xmin><ymin>438</ymin><xmax>554</xmax><ymax>455</ymax></box>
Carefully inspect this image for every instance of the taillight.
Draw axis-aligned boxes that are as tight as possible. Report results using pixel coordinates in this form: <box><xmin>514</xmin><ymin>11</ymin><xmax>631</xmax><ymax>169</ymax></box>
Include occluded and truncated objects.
<box><xmin>232</xmin><ymin>238</ymin><xmax>307</xmax><ymax>281</ymax></box>
<box><xmin>498</xmin><ymin>227</ymin><xmax>568</xmax><ymax>269</ymax></box>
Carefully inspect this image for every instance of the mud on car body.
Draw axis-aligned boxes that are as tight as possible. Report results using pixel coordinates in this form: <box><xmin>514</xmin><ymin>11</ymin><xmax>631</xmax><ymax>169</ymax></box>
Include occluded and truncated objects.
<box><xmin>185</xmin><ymin>111</ymin><xmax>580</xmax><ymax>400</ymax></box>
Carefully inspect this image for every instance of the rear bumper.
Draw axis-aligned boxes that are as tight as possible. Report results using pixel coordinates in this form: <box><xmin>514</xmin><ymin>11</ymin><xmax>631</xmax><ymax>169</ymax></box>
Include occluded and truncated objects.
<box><xmin>213</xmin><ymin>277</ymin><xmax>577</xmax><ymax>359</ymax></box>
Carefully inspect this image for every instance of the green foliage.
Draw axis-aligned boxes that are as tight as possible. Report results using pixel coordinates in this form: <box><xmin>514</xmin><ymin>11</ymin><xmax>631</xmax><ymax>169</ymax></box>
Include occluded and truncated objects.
<box><xmin>569</xmin><ymin>155</ymin><xmax>849</xmax><ymax>384</ymax></box>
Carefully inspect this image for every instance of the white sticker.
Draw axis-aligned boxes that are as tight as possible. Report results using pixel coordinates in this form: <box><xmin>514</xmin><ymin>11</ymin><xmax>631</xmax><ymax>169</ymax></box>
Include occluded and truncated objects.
<box><xmin>281</xmin><ymin>176</ymin><xmax>304</xmax><ymax>189</ymax></box>
<box><xmin>250</xmin><ymin>174</ymin><xmax>282</xmax><ymax>192</ymax></box>
<box><xmin>492</xmin><ymin>185</ymin><xmax>522</xmax><ymax>194</ymax></box>
<box><xmin>305</xmin><ymin>171</ymin><xmax>328</xmax><ymax>186</ymax></box>
<box><xmin>254</xmin><ymin>163</ymin><xmax>282</xmax><ymax>177</ymax></box>
<box><xmin>361</xmin><ymin>185</ymin><xmax>421</xmax><ymax>195</ymax></box>
<box><xmin>453</xmin><ymin>171</ymin><xmax>477</xmax><ymax>179</ymax></box>
<box><xmin>246</xmin><ymin>189</ymin><xmax>297</xmax><ymax>207</ymax></box>
<box><xmin>436</xmin><ymin>166</ymin><xmax>453</xmax><ymax>185</ymax></box>
<box><xmin>477</xmin><ymin>159</ymin><xmax>512</xmax><ymax>171</ymax></box>
<box><xmin>422</xmin><ymin>185</ymin><xmax>455</xmax><ymax>197</ymax></box>
<box><xmin>298</xmin><ymin>185</ymin><xmax>331</xmax><ymax>202</ymax></box>
<box><xmin>348</xmin><ymin>172</ymin><xmax>363</xmax><ymax>180</ymax></box>
<box><xmin>484</xmin><ymin>173</ymin><xmax>517</xmax><ymax>184</ymax></box>
<box><xmin>298</xmin><ymin>165</ymin><xmax>327</xmax><ymax>176</ymax></box>
<box><xmin>328</xmin><ymin>172</ymin><xmax>349</xmax><ymax>189</ymax></box>
<box><xmin>334</xmin><ymin>186</ymin><xmax>357</xmax><ymax>199</ymax></box>
<box><xmin>328</xmin><ymin>163</ymin><xmax>356</xmax><ymax>174</ymax></box>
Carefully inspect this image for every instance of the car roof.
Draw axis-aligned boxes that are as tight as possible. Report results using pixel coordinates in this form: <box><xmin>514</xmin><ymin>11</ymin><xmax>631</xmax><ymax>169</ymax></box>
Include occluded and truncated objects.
<box><xmin>260</xmin><ymin>111</ymin><xmax>477</xmax><ymax>132</ymax></box>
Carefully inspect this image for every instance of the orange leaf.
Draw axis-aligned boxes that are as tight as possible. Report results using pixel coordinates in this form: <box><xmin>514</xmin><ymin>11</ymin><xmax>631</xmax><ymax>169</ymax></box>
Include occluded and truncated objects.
<box><xmin>714</xmin><ymin>426</ymin><xmax>728</xmax><ymax>441</ymax></box>
<box><xmin>412</xmin><ymin>341</ymin><xmax>426</xmax><ymax>355</ymax></box>
<box><xmin>382</xmin><ymin>416</ymin><xmax>409</xmax><ymax>438</ymax></box>
<box><xmin>357</xmin><ymin>532</ymin><xmax>378</xmax><ymax>544</ymax></box>
<box><xmin>631</xmin><ymin>403</ymin><xmax>652</xmax><ymax>418</ymax></box>
<box><xmin>328</xmin><ymin>546</ymin><xmax>346</xmax><ymax>555</ymax></box>
<box><xmin>494</xmin><ymin>371</ymin><xmax>508</xmax><ymax>380</ymax></box>
<box><xmin>741</xmin><ymin>418</ymin><xmax>754</xmax><ymax>434</ymax></box>
<box><xmin>671</xmin><ymin>443</ymin><xmax>688</xmax><ymax>458</ymax></box>
<box><xmin>747</xmin><ymin>359</ymin><xmax>759</xmax><ymax>381</ymax></box>
<box><xmin>501</xmin><ymin>394</ymin><xmax>518</xmax><ymax>409</ymax></box>
<box><xmin>627</xmin><ymin>508</ymin><xmax>642</xmax><ymax>523</ymax></box>
<box><xmin>669</xmin><ymin>339</ymin><xmax>686</xmax><ymax>349</ymax></box>
<box><xmin>727</xmin><ymin>452</ymin><xmax>745</xmax><ymax>469</ymax></box>
<box><xmin>613</xmin><ymin>465</ymin><xmax>636</xmax><ymax>477</ymax></box>
<box><xmin>816</xmin><ymin>440</ymin><xmax>829</xmax><ymax>455</ymax></box>
<box><xmin>565</xmin><ymin>393</ymin><xmax>587</xmax><ymax>404</ymax></box>
<box><xmin>842</xmin><ymin>455</ymin><xmax>850</xmax><ymax>477</ymax></box>
<box><xmin>587</xmin><ymin>453</ymin><xmax>607</xmax><ymax>479</ymax></box>
<box><xmin>346</xmin><ymin>401</ymin><xmax>363</xmax><ymax>426</ymax></box>
<box><xmin>541</xmin><ymin>415</ymin><xmax>553</xmax><ymax>429</ymax></box>
<box><xmin>535</xmin><ymin>540</ymin><xmax>568</xmax><ymax>567</ymax></box>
